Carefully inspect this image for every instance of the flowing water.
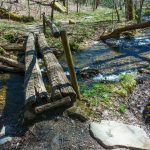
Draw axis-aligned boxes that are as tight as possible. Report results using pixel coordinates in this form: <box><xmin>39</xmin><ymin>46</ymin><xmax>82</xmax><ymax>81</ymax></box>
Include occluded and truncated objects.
<box><xmin>61</xmin><ymin>27</ymin><xmax>150</xmax><ymax>83</ymax></box>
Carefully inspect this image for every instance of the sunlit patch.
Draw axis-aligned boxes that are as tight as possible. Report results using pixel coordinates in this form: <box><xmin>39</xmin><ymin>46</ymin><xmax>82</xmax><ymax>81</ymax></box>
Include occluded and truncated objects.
<box><xmin>0</xmin><ymin>86</ymin><xmax>7</xmax><ymax>107</ymax></box>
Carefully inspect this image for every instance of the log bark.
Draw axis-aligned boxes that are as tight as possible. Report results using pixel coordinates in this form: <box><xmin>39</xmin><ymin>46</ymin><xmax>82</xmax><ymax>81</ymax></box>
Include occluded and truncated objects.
<box><xmin>100</xmin><ymin>20</ymin><xmax>150</xmax><ymax>40</ymax></box>
<box><xmin>35</xmin><ymin>96</ymin><xmax>71</xmax><ymax>114</ymax></box>
<box><xmin>0</xmin><ymin>64</ymin><xmax>23</xmax><ymax>73</ymax></box>
<box><xmin>24</xmin><ymin>33</ymin><xmax>49</xmax><ymax>108</ymax></box>
<box><xmin>45</xmin><ymin>16</ymin><xmax>60</xmax><ymax>38</ymax></box>
<box><xmin>0</xmin><ymin>55</ymin><xmax>25</xmax><ymax>71</ymax></box>
<box><xmin>0</xmin><ymin>43</ymin><xmax>24</xmax><ymax>51</ymax></box>
<box><xmin>38</xmin><ymin>33</ymin><xmax>76</xmax><ymax>102</ymax></box>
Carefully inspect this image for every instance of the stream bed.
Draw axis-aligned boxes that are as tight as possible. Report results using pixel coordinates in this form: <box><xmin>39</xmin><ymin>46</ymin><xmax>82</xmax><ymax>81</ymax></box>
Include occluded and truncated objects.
<box><xmin>61</xmin><ymin>27</ymin><xmax>150</xmax><ymax>84</ymax></box>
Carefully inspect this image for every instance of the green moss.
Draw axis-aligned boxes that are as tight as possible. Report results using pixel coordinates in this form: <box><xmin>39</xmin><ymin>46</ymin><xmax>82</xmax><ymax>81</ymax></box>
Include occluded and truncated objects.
<box><xmin>69</xmin><ymin>41</ymin><xmax>79</xmax><ymax>51</ymax></box>
<box><xmin>0</xmin><ymin>86</ymin><xmax>7</xmax><ymax>106</ymax></box>
<box><xmin>81</xmin><ymin>83</ymin><xmax>113</xmax><ymax>107</ymax></box>
<box><xmin>120</xmin><ymin>74</ymin><xmax>136</xmax><ymax>92</ymax></box>
<box><xmin>0</xmin><ymin>47</ymin><xmax>5</xmax><ymax>54</ymax></box>
<box><xmin>114</xmin><ymin>88</ymin><xmax>128</xmax><ymax>97</ymax></box>
<box><xmin>3</xmin><ymin>33</ymin><xmax>14</xmax><ymax>42</ymax></box>
<box><xmin>0</xmin><ymin>8</ymin><xmax>34</xmax><ymax>22</ymax></box>
<box><xmin>67</xmin><ymin>99</ymin><xmax>94</xmax><ymax>121</ymax></box>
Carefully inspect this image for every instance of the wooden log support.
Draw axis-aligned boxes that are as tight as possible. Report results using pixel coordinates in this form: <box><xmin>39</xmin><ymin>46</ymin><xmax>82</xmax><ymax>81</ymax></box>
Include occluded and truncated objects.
<box><xmin>38</xmin><ymin>33</ymin><xmax>76</xmax><ymax>103</ymax></box>
<box><xmin>60</xmin><ymin>30</ymin><xmax>81</xmax><ymax>100</ymax></box>
<box><xmin>100</xmin><ymin>20</ymin><xmax>150</xmax><ymax>40</ymax></box>
<box><xmin>35</xmin><ymin>96</ymin><xmax>71</xmax><ymax>114</ymax></box>
<box><xmin>45</xmin><ymin>15</ymin><xmax>60</xmax><ymax>38</ymax></box>
<box><xmin>24</xmin><ymin>33</ymin><xmax>49</xmax><ymax>108</ymax></box>
<box><xmin>42</xmin><ymin>13</ymin><xmax>46</xmax><ymax>35</ymax></box>
<box><xmin>0</xmin><ymin>55</ymin><xmax>25</xmax><ymax>71</ymax></box>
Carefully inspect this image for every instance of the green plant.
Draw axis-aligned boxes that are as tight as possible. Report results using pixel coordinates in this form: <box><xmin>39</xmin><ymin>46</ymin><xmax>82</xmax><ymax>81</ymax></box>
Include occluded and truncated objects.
<box><xmin>120</xmin><ymin>74</ymin><xmax>136</xmax><ymax>92</ymax></box>
<box><xmin>82</xmin><ymin>83</ymin><xmax>113</xmax><ymax>106</ymax></box>
<box><xmin>114</xmin><ymin>88</ymin><xmax>128</xmax><ymax>97</ymax></box>
<box><xmin>3</xmin><ymin>33</ymin><xmax>14</xmax><ymax>42</ymax></box>
<box><xmin>0</xmin><ymin>47</ymin><xmax>5</xmax><ymax>54</ymax></box>
<box><xmin>119</xmin><ymin>103</ymin><xmax>126</xmax><ymax>113</ymax></box>
<box><xmin>69</xmin><ymin>41</ymin><xmax>79</xmax><ymax>51</ymax></box>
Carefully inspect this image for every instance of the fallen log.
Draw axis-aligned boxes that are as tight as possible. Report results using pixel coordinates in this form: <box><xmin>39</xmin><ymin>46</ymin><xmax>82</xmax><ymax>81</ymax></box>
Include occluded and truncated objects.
<box><xmin>45</xmin><ymin>16</ymin><xmax>60</xmax><ymax>38</ymax></box>
<box><xmin>0</xmin><ymin>7</ymin><xmax>34</xmax><ymax>22</ymax></box>
<box><xmin>0</xmin><ymin>43</ymin><xmax>24</xmax><ymax>51</ymax></box>
<box><xmin>50</xmin><ymin>1</ymin><xmax>67</xmax><ymax>13</ymax></box>
<box><xmin>0</xmin><ymin>64</ymin><xmax>23</xmax><ymax>73</ymax></box>
<box><xmin>24</xmin><ymin>33</ymin><xmax>49</xmax><ymax>108</ymax></box>
<box><xmin>38</xmin><ymin>33</ymin><xmax>76</xmax><ymax>102</ymax></box>
<box><xmin>0</xmin><ymin>55</ymin><xmax>25</xmax><ymax>71</ymax></box>
<box><xmin>100</xmin><ymin>20</ymin><xmax>150</xmax><ymax>40</ymax></box>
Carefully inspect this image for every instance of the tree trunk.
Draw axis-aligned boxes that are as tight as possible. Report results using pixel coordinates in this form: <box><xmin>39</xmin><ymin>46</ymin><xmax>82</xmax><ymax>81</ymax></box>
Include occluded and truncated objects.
<box><xmin>28</xmin><ymin>0</ymin><xmax>30</xmax><ymax>17</ymax></box>
<box><xmin>100</xmin><ymin>20</ymin><xmax>150</xmax><ymax>40</ymax></box>
<box><xmin>114</xmin><ymin>1</ymin><xmax>120</xmax><ymax>22</ymax></box>
<box><xmin>63</xmin><ymin>0</ymin><xmax>66</xmax><ymax>6</ymax></box>
<box><xmin>125</xmin><ymin>0</ymin><xmax>133</xmax><ymax>21</ymax></box>
<box><xmin>77</xmin><ymin>0</ymin><xmax>79</xmax><ymax>13</ymax></box>
<box><xmin>134</xmin><ymin>0</ymin><xmax>145</xmax><ymax>23</ymax></box>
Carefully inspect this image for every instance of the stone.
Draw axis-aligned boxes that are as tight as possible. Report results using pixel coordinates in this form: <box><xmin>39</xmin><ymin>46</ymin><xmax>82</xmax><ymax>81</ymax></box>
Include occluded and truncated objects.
<box><xmin>0</xmin><ymin>136</ymin><xmax>12</xmax><ymax>145</ymax></box>
<box><xmin>67</xmin><ymin>106</ymin><xmax>88</xmax><ymax>122</ymax></box>
<box><xmin>90</xmin><ymin>120</ymin><xmax>150</xmax><ymax>150</ymax></box>
<box><xmin>69</xmin><ymin>20</ymin><xmax>76</xmax><ymax>24</ymax></box>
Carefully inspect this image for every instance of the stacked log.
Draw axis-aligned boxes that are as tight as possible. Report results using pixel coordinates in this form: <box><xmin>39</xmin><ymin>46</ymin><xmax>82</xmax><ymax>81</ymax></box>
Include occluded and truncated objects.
<box><xmin>38</xmin><ymin>33</ymin><xmax>76</xmax><ymax>103</ymax></box>
<box><xmin>24</xmin><ymin>33</ymin><xmax>49</xmax><ymax>109</ymax></box>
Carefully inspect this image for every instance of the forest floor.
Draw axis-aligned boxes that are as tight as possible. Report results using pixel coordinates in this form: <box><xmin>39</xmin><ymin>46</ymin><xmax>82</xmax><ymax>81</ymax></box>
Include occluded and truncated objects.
<box><xmin>0</xmin><ymin>4</ymin><xmax>150</xmax><ymax>149</ymax></box>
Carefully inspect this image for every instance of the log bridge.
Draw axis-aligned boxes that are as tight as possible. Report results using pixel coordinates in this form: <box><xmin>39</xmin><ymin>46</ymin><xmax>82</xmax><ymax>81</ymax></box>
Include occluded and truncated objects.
<box><xmin>24</xmin><ymin>32</ymin><xmax>76</xmax><ymax>118</ymax></box>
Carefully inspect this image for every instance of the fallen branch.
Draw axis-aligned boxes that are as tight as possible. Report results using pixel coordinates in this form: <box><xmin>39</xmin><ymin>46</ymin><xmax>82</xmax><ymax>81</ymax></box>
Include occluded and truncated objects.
<box><xmin>0</xmin><ymin>43</ymin><xmax>24</xmax><ymax>51</ymax></box>
<box><xmin>0</xmin><ymin>55</ymin><xmax>25</xmax><ymax>71</ymax></box>
<box><xmin>0</xmin><ymin>64</ymin><xmax>23</xmax><ymax>73</ymax></box>
<box><xmin>100</xmin><ymin>20</ymin><xmax>150</xmax><ymax>40</ymax></box>
<box><xmin>45</xmin><ymin>16</ymin><xmax>60</xmax><ymax>38</ymax></box>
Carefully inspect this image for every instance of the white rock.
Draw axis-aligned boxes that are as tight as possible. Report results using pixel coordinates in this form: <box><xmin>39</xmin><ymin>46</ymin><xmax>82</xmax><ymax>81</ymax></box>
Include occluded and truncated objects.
<box><xmin>0</xmin><ymin>126</ymin><xmax>5</xmax><ymax>136</ymax></box>
<box><xmin>0</xmin><ymin>136</ymin><xmax>12</xmax><ymax>145</ymax></box>
<box><xmin>90</xmin><ymin>120</ymin><xmax>150</xmax><ymax>149</ymax></box>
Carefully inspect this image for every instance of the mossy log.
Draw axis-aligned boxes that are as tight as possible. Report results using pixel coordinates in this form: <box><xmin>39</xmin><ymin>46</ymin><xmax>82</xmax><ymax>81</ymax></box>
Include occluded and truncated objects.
<box><xmin>50</xmin><ymin>1</ymin><xmax>67</xmax><ymax>13</ymax></box>
<box><xmin>100</xmin><ymin>20</ymin><xmax>150</xmax><ymax>40</ymax></box>
<box><xmin>0</xmin><ymin>7</ymin><xmax>34</xmax><ymax>22</ymax></box>
<box><xmin>38</xmin><ymin>33</ymin><xmax>76</xmax><ymax>103</ymax></box>
<box><xmin>0</xmin><ymin>55</ymin><xmax>24</xmax><ymax>71</ymax></box>
<box><xmin>45</xmin><ymin>16</ymin><xmax>60</xmax><ymax>38</ymax></box>
<box><xmin>25</xmin><ymin>33</ymin><xmax>49</xmax><ymax>108</ymax></box>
